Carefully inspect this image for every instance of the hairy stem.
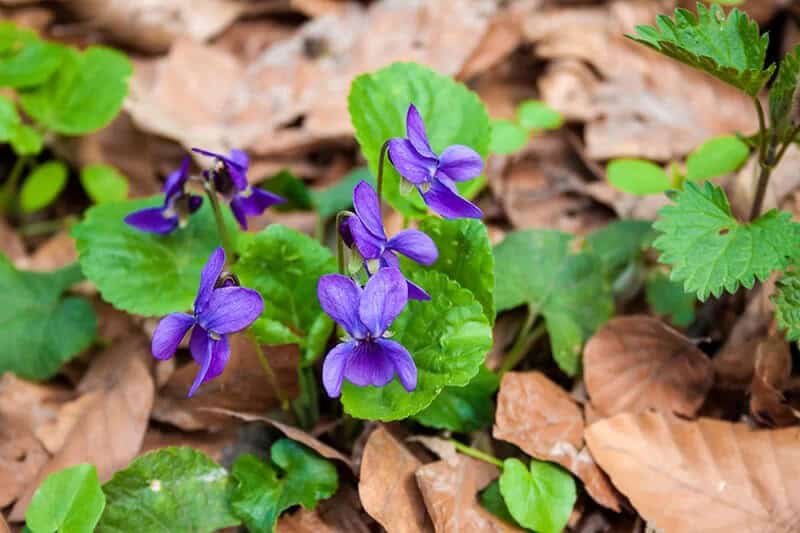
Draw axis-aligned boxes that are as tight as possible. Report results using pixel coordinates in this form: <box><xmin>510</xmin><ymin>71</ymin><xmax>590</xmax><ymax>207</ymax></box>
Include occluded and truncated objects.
<box><xmin>248</xmin><ymin>331</ymin><xmax>289</xmax><ymax>412</ymax></box>
<box><xmin>376</xmin><ymin>140</ymin><xmax>390</xmax><ymax>203</ymax></box>
<box><xmin>204</xmin><ymin>182</ymin><xmax>234</xmax><ymax>258</ymax></box>
<box><xmin>448</xmin><ymin>439</ymin><xmax>503</xmax><ymax>468</ymax></box>
<box><xmin>499</xmin><ymin>308</ymin><xmax>546</xmax><ymax>375</ymax></box>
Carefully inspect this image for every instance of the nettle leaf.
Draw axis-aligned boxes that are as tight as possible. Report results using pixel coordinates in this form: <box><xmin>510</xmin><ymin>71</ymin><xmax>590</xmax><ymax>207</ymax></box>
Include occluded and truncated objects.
<box><xmin>629</xmin><ymin>3</ymin><xmax>773</xmax><ymax>96</ymax></box>
<box><xmin>418</xmin><ymin>216</ymin><xmax>495</xmax><ymax>323</ymax></box>
<box><xmin>516</xmin><ymin>100</ymin><xmax>563</xmax><ymax>131</ymax></box>
<box><xmin>349</xmin><ymin>62</ymin><xmax>490</xmax><ymax>218</ymax></box>
<box><xmin>72</xmin><ymin>198</ymin><xmax>234</xmax><ymax>317</ymax></box>
<box><xmin>773</xmin><ymin>267</ymin><xmax>800</xmax><ymax>341</ymax></box>
<box><xmin>236</xmin><ymin>224</ymin><xmax>336</xmax><ymax>365</ymax></box>
<box><xmin>0</xmin><ymin>22</ymin><xmax>64</xmax><ymax>88</ymax></box>
<box><xmin>20</xmin><ymin>160</ymin><xmax>68</xmax><ymax>213</ymax></box>
<box><xmin>607</xmin><ymin>159</ymin><xmax>671</xmax><ymax>195</ymax></box>
<box><xmin>584</xmin><ymin>219</ymin><xmax>654</xmax><ymax>275</ymax></box>
<box><xmin>0</xmin><ymin>257</ymin><xmax>96</xmax><ymax>380</ymax></box>
<box><xmin>98</xmin><ymin>447</ymin><xmax>239</xmax><ymax>533</ymax></box>
<box><xmin>19</xmin><ymin>46</ymin><xmax>132</xmax><ymax>135</ymax></box>
<box><xmin>646</xmin><ymin>271</ymin><xmax>696</xmax><ymax>327</ymax></box>
<box><xmin>26</xmin><ymin>464</ymin><xmax>105</xmax><ymax>533</ymax></box>
<box><xmin>230</xmin><ymin>439</ymin><xmax>338</xmax><ymax>533</ymax></box>
<box><xmin>653</xmin><ymin>181</ymin><xmax>799</xmax><ymax>300</ymax></box>
<box><xmin>769</xmin><ymin>44</ymin><xmax>800</xmax><ymax>145</ymax></box>
<box><xmin>341</xmin><ymin>269</ymin><xmax>492</xmax><ymax>421</ymax></box>
<box><xmin>685</xmin><ymin>135</ymin><xmax>749</xmax><ymax>182</ymax></box>
<box><xmin>80</xmin><ymin>164</ymin><xmax>129</xmax><ymax>204</ymax></box>
<box><xmin>494</xmin><ymin>230</ymin><xmax>614</xmax><ymax>375</ymax></box>
<box><xmin>489</xmin><ymin>119</ymin><xmax>528</xmax><ymax>155</ymax></box>
<box><xmin>498</xmin><ymin>459</ymin><xmax>576</xmax><ymax>533</ymax></box>
<box><xmin>413</xmin><ymin>365</ymin><xmax>499</xmax><ymax>433</ymax></box>
<box><xmin>310</xmin><ymin>167</ymin><xmax>375</xmax><ymax>220</ymax></box>
<box><xmin>10</xmin><ymin>123</ymin><xmax>43</xmax><ymax>156</ymax></box>
<box><xmin>0</xmin><ymin>94</ymin><xmax>20</xmax><ymax>141</ymax></box>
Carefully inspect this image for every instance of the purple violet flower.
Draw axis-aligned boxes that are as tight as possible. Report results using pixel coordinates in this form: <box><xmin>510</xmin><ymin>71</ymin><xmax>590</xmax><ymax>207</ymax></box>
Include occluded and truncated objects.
<box><xmin>341</xmin><ymin>180</ymin><xmax>437</xmax><ymax>300</ymax></box>
<box><xmin>124</xmin><ymin>156</ymin><xmax>203</xmax><ymax>234</ymax></box>
<box><xmin>151</xmin><ymin>247</ymin><xmax>264</xmax><ymax>397</ymax></box>
<box><xmin>387</xmin><ymin>104</ymin><xmax>484</xmax><ymax>219</ymax></box>
<box><xmin>192</xmin><ymin>147</ymin><xmax>286</xmax><ymax>230</ymax></box>
<box><xmin>317</xmin><ymin>267</ymin><xmax>416</xmax><ymax>398</ymax></box>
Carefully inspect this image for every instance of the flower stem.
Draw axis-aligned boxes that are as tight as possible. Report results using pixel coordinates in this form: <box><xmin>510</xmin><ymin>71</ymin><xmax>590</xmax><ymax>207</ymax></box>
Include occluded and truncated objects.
<box><xmin>0</xmin><ymin>156</ymin><xmax>31</xmax><ymax>214</ymax></box>
<box><xmin>376</xmin><ymin>140</ymin><xmax>390</xmax><ymax>203</ymax></box>
<box><xmin>448</xmin><ymin>439</ymin><xmax>503</xmax><ymax>468</ymax></box>
<box><xmin>204</xmin><ymin>182</ymin><xmax>234</xmax><ymax>257</ymax></box>
<box><xmin>499</xmin><ymin>307</ymin><xmax>546</xmax><ymax>375</ymax></box>
<box><xmin>335</xmin><ymin>211</ymin><xmax>351</xmax><ymax>274</ymax></box>
<box><xmin>247</xmin><ymin>331</ymin><xmax>289</xmax><ymax>412</ymax></box>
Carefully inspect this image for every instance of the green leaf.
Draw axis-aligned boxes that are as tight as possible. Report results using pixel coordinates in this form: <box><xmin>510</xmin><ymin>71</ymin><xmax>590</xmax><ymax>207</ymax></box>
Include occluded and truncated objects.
<box><xmin>0</xmin><ymin>93</ymin><xmax>20</xmax><ymax>141</ymax></box>
<box><xmin>0</xmin><ymin>257</ymin><xmax>96</xmax><ymax>380</ymax></box>
<box><xmin>773</xmin><ymin>266</ymin><xmax>800</xmax><ymax>341</ymax></box>
<box><xmin>10</xmin><ymin>123</ymin><xmax>43</xmax><ymax>156</ymax></box>
<box><xmin>498</xmin><ymin>458</ymin><xmax>576</xmax><ymax>533</ymax></box>
<box><xmin>26</xmin><ymin>464</ymin><xmax>105</xmax><ymax>533</ymax></box>
<box><xmin>98</xmin><ymin>447</ymin><xmax>238</xmax><ymax>533</ymax></box>
<box><xmin>261</xmin><ymin>170</ymin><xmax>312</xmax><ymax>212</ymax></box>
<box><xmin>769</xmin><ymin>44</ymin><xmax>800</xmax><ymax>145</ymax></box>
<box><xmin>310</xmin><ymin>167</ymin><xmax>376</xmax><ymax>220</ymax></box>
<box><xmin>479</xmin><ymin>480</ymin><xmax>526</xmax><ymax>529</ymax></box>
<box><xmin>653</xmin><ymin>181</ymin><xmax>799</xmax><ymax>300</ymax></box>
<box><xmin>80</xmin><ymin>164</ymin><xmax>129</xmax><ymax>204</ymax></box>
<box><xmin>584</xmin><ymin>219</ymin><xmax>654</xmax><ymax>275</ymax></box>
<box><xmin>20</xmin><ymin>160</ymin><xmax>68</xmax><ymax>213</ymax></box>
<box><xmin>516</xmin><ymin>100</ymin><xmax>563</xmax><ymax>131</ymax></box>
<box><xmin>19</xmin><ymin>46</ymin><xmax>132</xmax><ymax>135</ymax></box>
<box><xmin>236</xmin><ymin>225</ymin><xmax>335</xmax><ymax>363</ymax></box>
<box><xmin>230</xmin><ymin>439</ymin><xmax>338</xmax><ymax>533</ymax></box>
<box><xmin>628</xmin><ymin>3</ymin><xmax>773</xmax><ymax>96</ymax></box>
<box><xmin>413</xmin><ymin>365</ymin><xmax>498</xmax><ymax>433</ymax></box>
<box><xmin>489</xmin><ymin>119</ymin><xmax>528</xmax><ymax>155</ymax></box>
<box><xmin>645</xmin><ymin>271</ymin><xmax>696</xmax><ymax>327</ymax></box>
<box><xmin>341</xmin><ymin>269</ymin><xmax>492</xmax><ymax>420</ymax></box>
<box><xmin>686</xmin><ymin>135</ymin><xmax>749</xmax><ymax>182</ymax></box>
<box><xmin>349</xmin><ymin>62</ymin><xmax>490</xmax><ymax>218</ymax></box>
<box><xmin>0</xmin><ymin>22</ymin><xmax>64</xmax><ymax>88</ymax></box>
<box><xmin>494</xmin><ymin>230</ymin><xmax>614</xmax><ymax>375</ymax></box>
<box><xmin>418</xmin><ymin>216</ymin><xmax>495</xmax><ymax>323</ymax></box>
<box><xmin>72</xmin><ymin>198</ymin><xmax>234</xmax><ymax>316</ymax></box>
<box><xmin>607</xmin><ymin>159</ymin><xmax>671</xmax><ymax>195</ymax></box>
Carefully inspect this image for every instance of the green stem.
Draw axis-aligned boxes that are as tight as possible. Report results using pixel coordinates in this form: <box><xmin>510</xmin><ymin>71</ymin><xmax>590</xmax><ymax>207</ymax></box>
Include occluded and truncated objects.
<box><xmin>749</xmin><ymin>97</ymin><xmax>772</xmax><ymax>221</ymax></box>
<box><xmin>376</xmin><ymin>140</ymin><xmax>390</xmax><ymax>203</ymax></box>
<box><xmin>18</xmin><ymin>215</ymin><xmax>77</xmax><ymax>237</ymax></box>
<box><xmin>499</xmin><ymin>308</ymin><xmax>546</xmax><ymax>375</ymax></box>
<box><xmin>204</xmin><ymin>182</ymin><xmax>234</xmax><ymax>257</ymax></box>
<box><xmin>315</xmin><ymin>214</ymin><xmax>325</xmax><ymax>244</ymax></box>
<box><xmin>1</xmin><ymin>156</ymin><xmax>31</xmax><ymax>213</ymax></box>
<box><xmin>335</xmin><ymin>211</ymin><xmax>352</xmax><ymax>274</ymax></box>
<box><xmin>449</xmin><ymin>439</ymin><xmax>503</xmax><ymax>468</ymax></box>
<box><xmin>247</xmin><ymin>331</ymin><xmax>289</xmax><ymax>412</ymax></box>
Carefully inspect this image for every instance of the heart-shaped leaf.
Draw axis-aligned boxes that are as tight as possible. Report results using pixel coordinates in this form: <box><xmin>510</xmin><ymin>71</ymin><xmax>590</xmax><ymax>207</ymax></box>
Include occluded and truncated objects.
<box><xmin>26</xmin><ymin>464</ymin><xmax>105</xmax><ymax>533</ymax></box>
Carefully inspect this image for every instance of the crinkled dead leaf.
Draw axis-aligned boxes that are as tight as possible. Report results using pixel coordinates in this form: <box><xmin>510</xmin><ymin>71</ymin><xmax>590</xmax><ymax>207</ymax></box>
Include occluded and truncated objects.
<box><xmin>528</xmin><ymin>2</ymin><xmax>756</xmax><ymax>161</ymax></box>
<box><xmin>10</xmin><ymin>338</ymin><xmax>154</xmax><ymax>521</ymax></box>
<box><xmin>584</xmin><ymin>316</ymin><xmax>713</xmax><ymax>417</ymax></box>
<box><xmin>151</xmin><ymin>337</ymin><xmax>299</xmax><ymax>431</ymax></box>
<box><xmin>493</xmin><ymin>371</ymin><xmax>620</xmax><ymax>511</ymax></box>
<box><xmin>140</xmin><ymin>425</ymin><xmax>238</xmax><ymax>464</ymax></box>
<box><xmin>406</xmin><ymin>436</ymin><xmax>458</xmax><ymax>466</ymax></box>
<box><xmin>359</xmin><ymin>426</ymin><xmax>433</xmax><ymax>533</ymax></box>
<box><xmin>750</xmin><ymin>335</ymin><xmax>798</xmax><ymax>427</ymax></box>
<box><xmin>0</xmin><ymin>373</ymin><xmax>70</xmax><ymax>434</ymax></box>
<box><xmin>586</xmin><ymin>411</ymin><xmax>800</xmax><ymax>532</ymax></box>
<box><xmin>416</xmin><ymin>455</ymin><xmax>522</xmax><ymax>532</ymax></box>
<box><xmin>277</xmin><ymin>486</ymin><xmax>371</xmax><ymax>533</ymax></box>
<box><xmin>0</xmin><ymin>420</ymin><xmax>48</xmax><ymax>508</ymax></box>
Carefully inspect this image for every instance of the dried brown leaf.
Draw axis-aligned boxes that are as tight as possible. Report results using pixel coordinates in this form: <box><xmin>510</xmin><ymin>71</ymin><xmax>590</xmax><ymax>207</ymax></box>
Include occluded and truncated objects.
<box><xmin>140</xmin><ymin>425</ymin><xmax>238</xmax><ymax>464</ymax></box>
<box><xmin>0</xmin><ymin>374</ymin><xmax>70</xmax><ymax>434</ymax></box>
<box><xmin>10</xmin><ymin>338</ymin><xmax>154</xmax><ymax>520</ymax></box>
<box><xmin>750</xmin><ymin>335</ymin><xmax>798</xmax><ymax>427</ymax></box>
<box><xmin>493</xmin><ymin>371</ymin><xmax>620</xmax><ymax>511</ymax></box>
<box><xmin>729</xmin><ymin>146</ymin><xmax>800</xmax><ymax>220</ymax></box>
<box><xmin>278</xmin><ymin>485</ymin><xmax>371</xmax><ymax>533</ymax></box>
<box><xmin>0</xmin><ymin>420</ymin><xmax>48</xmax><ymax>508</ymax></box>
<box><xmin>584</xmin><ymin>316</ymin><xmax>714</xmax><ymax>417</ymax></box>
<box><xmin>359</xmin><ymin>426</ymin><xmax>433</xmax><ymax>533</ymax></box>
<box><xmin>0</xmin><ymin>513</ymin><xmax>8</xmax><ymax>533</ymax></box>
<box><xmin>406</xmin><ymin>436</ymin><xmax>458</xmax><ymax>465</ymax></box>
<box><xmin>33</xmin><ymin>393</ymin><xmax>97</xmax><ymax>454</ymax></box>
<box><xmin>416</xmin><ymin>455</ymin><xmax>522</xmax><ymax>532</ymax></box>
<box><xmin>151</xmin><ymin>337</ymin><xmax>299</xmax><ymax>431</ymax></box>
<box><xmin>586</xmin><ymin>411</ymin><xmax>800</xmax><ymax>532</ymax></box>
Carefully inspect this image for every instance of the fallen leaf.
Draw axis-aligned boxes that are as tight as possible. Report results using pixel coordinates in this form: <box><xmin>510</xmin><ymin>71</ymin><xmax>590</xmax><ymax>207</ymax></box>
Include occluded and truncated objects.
<box><xmin>0</xmin><ymin>219</ymin><xmax>25</xmax><ymax>264</ymax></box>
<box><xmin>406</xmin><ymin>436</ymin><xmax>458</xmax><ymax>466</ymax></box>
<box><xmin>33</xmin><ymin>393</ymin><xmax>97</xmax><ymax>454</ymax></box>
<box><xmin>359</xmin><ymin>426</ymin><xmax>433</xmax><ymax>533</ymax></box>
<box><xmin>584</xmin><ymin>316</ymin><xmax>714</xmax><ymax>417</ymax></box>
<box><xmin>416</xmin><ymin>455</ymin><xmax>522</xmax><ymax>532</ymax></box>
<box><xmin>151</xmin><ymin>337</ymin><xmax>299</xmax><ymax>431</ymax></box>
<box><xmin>0</xmin><ymin>420</ymin><xmax>48</xmax><ymax>508</ymax></box>
<box><xmin>277</xmin><ymin>485</ymin><xmax>371</xmax><ymax>533</ymax></box>
<box><xmin>10</xmin><ymin>337</ymin><xmax>154</xmax><ymax>521</ymax></box>
<box><xmin>493</xmin><ymin>371</ymin><xmax>620</xmax><ymax>511</ymax></box>
<box><xmin>0</xmin><ymin>513</ymin><xmax>8</xmax><ymax>533</ymax></box>
<box><xmin>750</xmin><ymin>335</ymin><xmax>798</xmax><ymax>427</ymax></box>
<box><xmin>0</xmin><ymin>374</ymin><xmax>70</xmax><ymax>436</ymax></box>
<box><xmin>200</xmin><ymin>407</ymin><xmax>356</xmax><ymax>474</ymax></box>
<box><xmin>14</xmin><ymin>231</ymin><xmax>76</xmax><ymax>272</ymax></box>
<box><xmin>140</xmin><ymin>425</ymin><xmax>238</xmax><ymax>464</ymax></box>
<box><xmin>586</xmin><ymin>411</ymin><xmax>800</xmax><ymax>532</ymax></box>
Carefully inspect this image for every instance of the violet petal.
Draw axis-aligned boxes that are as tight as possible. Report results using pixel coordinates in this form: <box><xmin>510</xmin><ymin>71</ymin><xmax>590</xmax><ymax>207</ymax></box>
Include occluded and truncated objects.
<box><xmin>199</xmin><ymin>286</ymin><xmax>264</xmax><ymax>334</ymax></box>
<box><xmin>437</xmin><ymin>145</ymin><xmax>483</xmax><ymax>182</ymax></box>
<box><xmin>152</xmin><ymin>313</ymin><xmax>195</xmax><ymax>360</ymax></box>
<box><xmin>348</xmin><ymin>216</ymin><xmax>385</xmax><ymax>260</ymax></box>
<box><xmin>205</xmin><ymin>335</ymin><xmax>230</xmax><ymax>382</ymax></box>
<box><xmin>405</xmin><ymin>104</ymin><xmax>436</xmax><ymax>159</ymax></box>
<box><xmin>236</xmin><ymin>187</ymin><xmax>286</xmax><ymax>216</ymax></box>
<box><xmin>421</xmin><ymin>179</ymin><xmax>483</xmax><ymax>219</ymax></box>
<box><xmin>188</xmin><ymin>335</ymin><xmax>213</xmax><ymax>397</ymax></box>
<box><xmin>163</xmin><ymin>156</ymin><xmax>190</xmax><ymax>201</ymax></box>
<box><xmin>229</xmin><ymin>196</ymin><xmax>249</xmax><ymax>230</ymax></box>
<box><xmin>352</xmin><ymin>181</ymin><xmax>386</xmax><ymax>240</ymax></box>
<box><xmin>358</xmin><ymin>267</ymin><xmax>407</xmax><ymax>337</ymax></box>
<box><xmin>317</xmin><ymin>274</ymin><xmax>366</xmax><ymax>339</ymax></box>
<box><xmin>322</xmin><ymin>341</ymin><xmax>355</xmax><ymax>398</ymax></box>
<box><xmin>195</xmin><ymin>247</ymin><xmax>225</xmax><ymax>314</ymax></box>
<box><xmin>376</xmin><ymin>338</ymin><xmax>417</xmax><ymax>391</ymax></box>
<box><xmin>343</xmin><ymin>341</ymin><xmax>396</xmax><ymax>388</ymax></box>
<box><xmin>406</xmin><ymin>280</ymin><xmax>431</xmax><ymax>301</ymax></box>
<box><xmin>386</xmin><ymin>229</ymin><xmax>438</xmax><ymax>265</ymax></box>
<box><xmin>124</xmin><ymin>207</ymin><xmax>178</xmax><ymax>234</ymax></box>
<box><xmin>387</xmin><ymin>139</ymin><xmax>436</xmax><ymax>184</ymax></box>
